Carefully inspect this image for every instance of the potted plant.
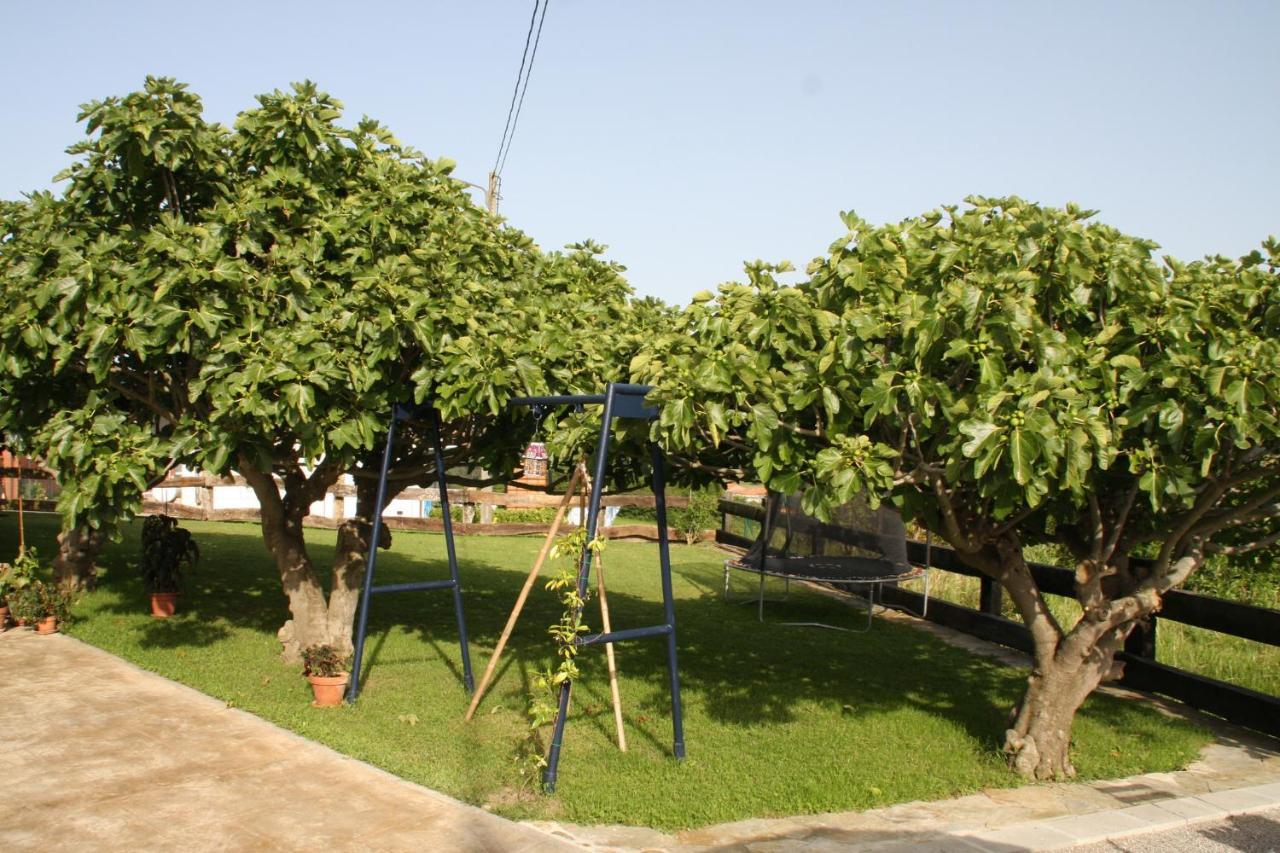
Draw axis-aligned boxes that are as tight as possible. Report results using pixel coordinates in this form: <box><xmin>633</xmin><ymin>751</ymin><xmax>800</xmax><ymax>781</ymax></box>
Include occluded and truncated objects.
<box><xmin>140</xmin><ymin>515</ymin><xmax>199</xmax><ymax>618</ymax></box>
<box><xmin>11</xmin><ymin>580</ymin><xmax>71</xmax><ymax>634</ymax></box>
<box><xmin>302</xmin><ymin>644</ymin><xmax>350</xmax><ymax>707</ymax></box>
<box><xmin>0</xmin><ymin>550</ymin><xmax>42</xmax><ymax>627</ymax></box>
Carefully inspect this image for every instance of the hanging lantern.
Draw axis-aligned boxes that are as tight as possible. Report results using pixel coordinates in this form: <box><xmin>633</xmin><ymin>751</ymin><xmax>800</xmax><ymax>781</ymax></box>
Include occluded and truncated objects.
<box><xmin>517</xmin><ymin>441</ymin><xmax>549</xmax><ymax>488</ymax></box>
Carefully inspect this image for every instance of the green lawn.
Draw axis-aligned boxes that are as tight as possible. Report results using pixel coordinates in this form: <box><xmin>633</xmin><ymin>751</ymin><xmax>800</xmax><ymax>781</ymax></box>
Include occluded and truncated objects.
<box><xmin>2</xmin><ymin>514</ymin><xmax>1210</xmax><ymax>830</ymax></box>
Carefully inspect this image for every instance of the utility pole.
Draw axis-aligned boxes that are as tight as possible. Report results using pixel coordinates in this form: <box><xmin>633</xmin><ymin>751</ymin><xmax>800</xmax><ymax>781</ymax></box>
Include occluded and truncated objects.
<box><xmin>479</xmin><ymin>169</ymin><xmax>500</xmax><ymax>527</ymax></box>
<box><xmin>486</xmin><ymin>171</ymin><xmax>500</xmax><ymax>215</ymax></box>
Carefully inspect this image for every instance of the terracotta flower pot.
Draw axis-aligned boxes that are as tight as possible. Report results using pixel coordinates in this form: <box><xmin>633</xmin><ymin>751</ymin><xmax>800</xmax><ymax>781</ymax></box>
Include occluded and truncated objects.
<box><xmin>35</xmin><ymin>616</ymin><xmax>59</xmax><ymax>635</ymax></box>
<box><xmin>308</xmin><ymin>674</ymin><xmax>350</xmax><ymax>708</ymax></box>
<box><xmin>0</xmin><ymin>604</ymin><xmax>9</xmax><ymax>630</ymax></box>
<box><xmin>150</xmin><ymin>592</ymin><xmax>180</xmax><ymax>618</ymax></box>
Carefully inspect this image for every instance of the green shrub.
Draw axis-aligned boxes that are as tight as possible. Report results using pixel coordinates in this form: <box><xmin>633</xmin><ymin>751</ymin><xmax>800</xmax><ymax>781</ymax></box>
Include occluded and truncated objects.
<box><xmin>0</xmin><ymin>548</ymin><xmax>40</xmax><ymax>603</ymax></box>
<box><xmin>140</xmin><ymin>515</ymin><xmax>199</xmax><ymax>593</ymax></box>
<box><xmin>302</xmin><ymin>644</ymin><xmax>349</xmax><ymax>677</ymax></box>
<box><xmin>493</xmin><ymin>507</ymin><xmax>558</xmax><ymax>524</ymax></box>
<box><xmin>679</xmin><ymin>487</ymin><xmax>721</xmax><ymax>544</ymax></box>
<box><xmin>10</xmin><ymin>580</ymin><xmax>71</xmax><ymax>624</ymax></box>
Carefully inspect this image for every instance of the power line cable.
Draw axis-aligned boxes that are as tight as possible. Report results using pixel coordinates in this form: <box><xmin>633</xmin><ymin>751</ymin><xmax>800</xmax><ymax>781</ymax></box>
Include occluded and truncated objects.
<box><xmin>495</xmin><ymin>0</ymin><xmax>550</xmax><ymax>177</ymax></box>
<box><xmin>493</xmin><ymin>0</ymin><xmax>542</xmax><ymax>176</ymax></box>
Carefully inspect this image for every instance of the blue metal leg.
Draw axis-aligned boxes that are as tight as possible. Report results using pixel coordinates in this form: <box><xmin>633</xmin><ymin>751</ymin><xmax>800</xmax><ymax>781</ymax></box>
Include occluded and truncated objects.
<box><xmin>347</xmin><ymin>413</ymin><xmax>399</xmax><ymax>703</ymax></box>
<box><xmin>543</xmin><ymin>386</ymin><xmax>616</xmax><ymax>793</ymax></box>
<box><xmin>650</xmin><ymin>442</ymin><xmax>685</xmax><ymax>759</ymax></box>
<box><xmin>433</xmin><ymin>407</ymin><xmax>474</xmax><ymax>693</ymax></box>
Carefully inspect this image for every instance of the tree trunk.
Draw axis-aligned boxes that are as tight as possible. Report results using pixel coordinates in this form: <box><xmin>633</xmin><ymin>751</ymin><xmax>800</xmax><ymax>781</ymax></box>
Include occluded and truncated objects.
<box><xmin>52</xmin><ymin>525</ymin><xmax>106</xmax><ymax>592</ymax></box>
<box><xmin>989</xmin><ymin>538</ymin><xmax>1137</xmax><ymax>781</ymax></box>
<box><xmin>240</xmin><ymin>458</ymin><xmax>340</xmax><ymax>664</ymax></box>
<box><xmin>324</xmin><ymin>478</ymin><xmax>398</xmax><ymax>656</ymax></box>
<box><xmin>269</xmin><ymin>517</ymin><xmax>333</xmax><ymax>664</ymax></box>
<box><xmin>1003</xmin><ymin>653</ymin><xmax>1108</xmax><ymax>780</ymax></box>
<box><xmin>326</xmin><ymin>518</ymin><xmax>370</xmax><ymax>658</ymax></box>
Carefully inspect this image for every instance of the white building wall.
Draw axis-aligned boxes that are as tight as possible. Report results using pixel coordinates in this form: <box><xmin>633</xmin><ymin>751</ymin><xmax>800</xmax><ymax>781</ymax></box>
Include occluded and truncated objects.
<box><xmin>143</xmin><ymin>472</ymin><xmax>436</xmax><ymax>521</ymax></box>
<box><xmin>209</xmin><ymin>485</ymin><xmax>260</xmax><ymax>510</ymax></box>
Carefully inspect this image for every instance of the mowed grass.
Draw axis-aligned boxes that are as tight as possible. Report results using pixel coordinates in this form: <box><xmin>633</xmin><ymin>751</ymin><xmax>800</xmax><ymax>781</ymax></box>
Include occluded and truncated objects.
<box><xmin>2</xmin><ymin>514</ymin><xmax>1210</xmax><ymax>830</ymax></box>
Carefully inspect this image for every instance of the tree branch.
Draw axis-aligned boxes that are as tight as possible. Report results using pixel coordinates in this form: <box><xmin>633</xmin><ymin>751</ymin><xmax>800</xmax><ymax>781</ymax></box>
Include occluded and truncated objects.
<box><xmin>1086</xmin><ymin>492</ymin><xmax>1104</xmax><ymax>563</ymax></box>
<box><xmin>1101</xmin><ymin>480</ymin><xmax>1141</xmax><ymax>563</ymax></box>
<box><xmin>104</xmin><ymin>375</ymin><xmax>169</xmax><ymax>420</ymax></box>
<box><xmin>995</xmin><ymin>536</ymin><xmax>1064</xmax><ymax>668</ymax></box>
<box><xmin>779</xmin><ymin>420</ymin><xmax>826</xmax><ymax>441</ymax></box>
<box><xmin>1157</xmin><ymin>477</ymin><xmax>1228</xmax><ymax>574</ymax></box>
<box><xmin>1189</xmin><ymin>481</ymin><xmax>1280</xmax><ymax>544</ymax></box>
<box><xmin>992</xmin><ymin>504</ymin><xmax>1040</xmax><ymax>540</ymax></box>
<box><xmin>669</xmin><ymin>454</ymin><xmax>746</xmax><ymax>480</ymax></box>
<box><xmin>1208</xmin><ymin>530</ymin><xmax>1280</xmax><ymax>556</ymax></box>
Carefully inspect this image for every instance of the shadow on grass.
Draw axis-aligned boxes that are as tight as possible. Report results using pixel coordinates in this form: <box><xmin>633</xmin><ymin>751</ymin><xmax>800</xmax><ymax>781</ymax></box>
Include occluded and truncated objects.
<box><xmin>134</xmin><ymin>618</ymin><xmax>233</xmax><ymax>649</ymax></box>
<box><xmin>354</xmin><ymin>552</ymin><xmax>1021</xmax><ymax>754</ymax></box>
<box><xmin>0</xmin><ymin>513</ymin><xmax>1176</xmax><ymax>759</ymax></box>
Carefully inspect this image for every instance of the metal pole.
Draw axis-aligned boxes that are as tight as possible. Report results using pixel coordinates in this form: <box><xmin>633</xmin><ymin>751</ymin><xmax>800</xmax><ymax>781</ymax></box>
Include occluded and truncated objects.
<box><xmin>543</xmin><ymin>384</ymin><xmax>616</xmax><ymax>792</ymax></box>
<box><xmin>433</xmin><ymin>407</ymin><xmax>474</xmax><ymax>693</ymax></box>
<box><xmin>347</xmin><ymin>413</ymin><xmax>399</xmax><ymax>703</ymax></box>
<box><xmin>650</xmin><ymin>441</ymin><xmax>686</xmax><ymax>759</ymax></box>
<box><xmin>757</xmin><ymin>492</ymin><xmax>776</xmax><ymax>622</ymax></box>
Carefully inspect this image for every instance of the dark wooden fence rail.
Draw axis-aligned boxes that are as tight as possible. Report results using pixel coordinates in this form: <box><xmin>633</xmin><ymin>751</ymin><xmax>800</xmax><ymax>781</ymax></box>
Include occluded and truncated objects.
<box><xmin>718</xmin><ymin>497</ymin><xmax>1280</xmax><ymax>738</ymax></box>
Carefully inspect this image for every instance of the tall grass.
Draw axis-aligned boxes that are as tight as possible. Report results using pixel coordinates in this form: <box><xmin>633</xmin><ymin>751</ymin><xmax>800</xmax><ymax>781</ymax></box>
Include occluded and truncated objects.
<box><xmin>896</xmin><ymin>552</ymin><xmax>1280</xmax><ymax>698</ymax></box>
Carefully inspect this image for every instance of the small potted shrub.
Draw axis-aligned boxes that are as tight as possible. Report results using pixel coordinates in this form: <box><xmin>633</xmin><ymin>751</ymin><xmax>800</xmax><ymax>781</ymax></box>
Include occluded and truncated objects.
<box><xmin>140</xmin><ymin>515</ymin><xmax>199</xmax><ymax>618</ymax></box>
<box><xmin>302</xmin><ymin>644</ymin><xmax>350</xmax><ymax>707</ymax></box>
<box><xmin>11</xmin><ymin>580</ymin><xmax>71</xmax><ymax>634</ymax></box>
<box><xmin>679</xmin><ymin>487</ymin><xmax>722</xmax><ymax>545</ymax></box>
<box><xmin>0</xmin><ymin>550</ymin><xmax>42</xmax><ymax>627</ymax></box>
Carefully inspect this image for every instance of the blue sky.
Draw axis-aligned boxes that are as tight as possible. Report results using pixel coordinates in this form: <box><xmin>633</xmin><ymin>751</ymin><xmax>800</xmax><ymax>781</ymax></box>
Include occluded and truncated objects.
<box><xmin>2</xmin><ymin>1</ymin><xmax>1277</xmax><ymax>304</ymax></box>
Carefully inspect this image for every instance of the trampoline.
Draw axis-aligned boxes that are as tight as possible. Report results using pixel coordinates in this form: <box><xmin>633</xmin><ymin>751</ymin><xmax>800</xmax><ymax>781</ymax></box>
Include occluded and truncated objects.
<box><xmin>724</xmin><ymin>491</ymin><xmax>930</xmax><ymax>631</ymax></box>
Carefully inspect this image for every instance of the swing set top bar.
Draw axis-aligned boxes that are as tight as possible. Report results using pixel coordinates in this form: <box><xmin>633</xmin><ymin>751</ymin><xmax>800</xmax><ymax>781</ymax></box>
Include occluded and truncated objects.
<box><xmin>509</xmin><ymin>384</ymin><xmax>657</xmax><ymax>421</ymax></box>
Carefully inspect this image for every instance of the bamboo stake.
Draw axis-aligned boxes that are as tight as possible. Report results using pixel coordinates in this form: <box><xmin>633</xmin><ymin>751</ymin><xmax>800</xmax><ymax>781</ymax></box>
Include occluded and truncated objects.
<box><xmin>16</xmin><ymin>455</ymin><xmax>25</xmax><ymax>554</ymax></box>
<box><xmin>579</xmin><ymin>472</ymin><xmax>627</xmax><ymax>751</ymax></box>
<box><xmin>464</xmin><ymin>465</ymin><xmax>586</xmax><ymax>721</ymax></box>
<box><xmin>594</xmin><ymin>549</ymin><xmax>627</xmax><ymax>751</ymax></box>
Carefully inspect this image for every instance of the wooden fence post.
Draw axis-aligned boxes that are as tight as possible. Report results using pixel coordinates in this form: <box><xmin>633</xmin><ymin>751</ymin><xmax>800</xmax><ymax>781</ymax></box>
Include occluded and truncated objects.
<box><xmin>979</xmin><ymin>576</ymin><xmax>1002</xmax><ymax>617</ymax></box>
<box><xmin>1124</xmin><ymin>615</ymin><xmax>1158</xmax><ymax>659</ymax></box>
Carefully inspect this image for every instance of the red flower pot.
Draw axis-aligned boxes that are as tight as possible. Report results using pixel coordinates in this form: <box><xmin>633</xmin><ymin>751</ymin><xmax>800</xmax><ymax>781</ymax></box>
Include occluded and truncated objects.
<box><xmin>150</xmin><ymin>592</ymin><xmax>180</xmax><ymax>618</ymax></box>
<box><xmin>35</xmin><ymin>616</ymin><xmax>59</xmax><ymax>635</ymax></box>
<box><xmin>308</xmin><ymin>674</ymin><xmax>350</xmax><ymax>708</ymax></box>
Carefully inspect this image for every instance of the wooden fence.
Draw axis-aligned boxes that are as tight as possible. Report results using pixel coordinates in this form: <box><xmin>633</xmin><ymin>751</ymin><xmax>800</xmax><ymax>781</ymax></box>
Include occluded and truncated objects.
<box><xmin>717</xmin><ymin>498</ymin><xmax>1280</xmax><ymax>739</ymax></box>
<box><xmin>139</xmin><ymin>482</ymin><xmax>697</xmax><ymax>542</ymax></box>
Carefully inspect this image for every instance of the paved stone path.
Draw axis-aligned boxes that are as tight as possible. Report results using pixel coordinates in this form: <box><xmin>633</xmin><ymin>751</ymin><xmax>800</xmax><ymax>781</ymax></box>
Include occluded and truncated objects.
<box><xmin>1065</xmin><ymin>805</ymin><xmax>1280</xmax><ymax>852</ymax></box>
<box><xmin>4</xmin><ymin>622</ymin><xmax>1280</xmax><ymax>852</ymax></box>
<box><xmin>0</xmin><ymin>630</ymin><xmax>574</xmax><ymax>852</ymax></box>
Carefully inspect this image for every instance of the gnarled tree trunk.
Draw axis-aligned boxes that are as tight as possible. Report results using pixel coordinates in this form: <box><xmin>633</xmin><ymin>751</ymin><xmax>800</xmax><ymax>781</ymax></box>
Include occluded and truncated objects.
<box><xmin>325</xmin><ymin>474</ymin><xmax>406</xmax><ymax>655</ymax></box>
<box><xmin>241</xmin><ymin>457</ymin><xmax>404</xmax><ymax>663</ymax></box>
<box><xmin>241</xmin><ymin>456</ymin><xmax>342</xmax><ymax>663</ymax></box>
<box><xmin>986</xmin><ymin>538</ymin><xmax>1145</xmax><ymax>780</ymax></box>
<box><xmin>52</xmin><ymin>525</ymin><xmax>106</xmax><ymax>592</ymax></box>
<box><xmin>1002</xmin><ymin>632</ymin><xmax>1127</xmax><ymax>779</ymax></box>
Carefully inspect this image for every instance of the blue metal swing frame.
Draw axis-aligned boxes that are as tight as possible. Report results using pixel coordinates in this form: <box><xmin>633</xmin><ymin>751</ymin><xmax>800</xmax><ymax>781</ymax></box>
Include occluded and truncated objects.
<box><xmin>509</xmin><ymin>383</ymin><xmax>686</xmax><ymax>793</ymax></box>
<box><xmin>346</xmin><ymin>402</ymin><xmax>475</xmax><ymax>703</ymax></box>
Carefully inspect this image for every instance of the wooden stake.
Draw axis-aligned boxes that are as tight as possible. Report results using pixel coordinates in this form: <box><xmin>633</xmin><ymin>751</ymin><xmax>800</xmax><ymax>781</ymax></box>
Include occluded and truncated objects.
<box><xmin>579</xmin><ymin>472</ymin><xmax>627</xmax><ymax>751</ymax></box>
<box><xmin>16</xmin><ymin>455</ymin><xmax>25</xmax><ymax>555</ymax></box>
<box><xmin>595</xmin><ymin>550</ymin><xmax>627</xmax><ymax>751</ymax></box>
<box><xmin>464</xmin><ymin>465</ymin><xmax>586</xmax><ymax>721</ymax></box>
